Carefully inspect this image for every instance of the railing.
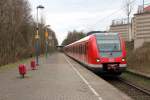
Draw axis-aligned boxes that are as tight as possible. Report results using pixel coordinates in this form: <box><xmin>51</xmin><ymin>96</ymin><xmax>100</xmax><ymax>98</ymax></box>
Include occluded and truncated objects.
<box><xmin>111</xmin><ymin>18</ymin><xmax>131</xmax><ymax>26</ymax></box>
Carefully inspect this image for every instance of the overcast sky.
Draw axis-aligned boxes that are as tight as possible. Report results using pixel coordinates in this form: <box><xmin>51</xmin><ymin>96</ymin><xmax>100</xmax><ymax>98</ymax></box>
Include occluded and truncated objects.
<box><xmin>28</xmin><ymin>0</ymin><xmax>149</xmax><ymax>44</ymax></box>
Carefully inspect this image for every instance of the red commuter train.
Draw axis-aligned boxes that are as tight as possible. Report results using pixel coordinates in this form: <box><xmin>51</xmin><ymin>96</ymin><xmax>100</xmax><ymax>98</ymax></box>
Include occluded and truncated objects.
<box><xmin>64</xmin><ymin>32</ymin><xmax>127</xmax><ymax>75</ymax></box>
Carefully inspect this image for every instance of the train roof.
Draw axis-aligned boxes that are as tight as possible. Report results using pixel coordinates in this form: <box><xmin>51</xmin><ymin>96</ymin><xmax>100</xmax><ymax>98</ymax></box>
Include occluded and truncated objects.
<box><xmin>65</xmin><ymin>32</ymin><xmax>120</xmax><ymax>47</ymax></box>
<box><xmin>95</xmin><ymin>32</ymin><xmax>118</xmax><ymax>35</ymax></box>
<box><xmin>87</xmin><ymin>31</ymin><xmax>108</xmax><ymax>36</ymax></box>
<box><xmin>65</xmin><ymin>35</ymin><xmax>93</xmax><ymax>47</ymax></box>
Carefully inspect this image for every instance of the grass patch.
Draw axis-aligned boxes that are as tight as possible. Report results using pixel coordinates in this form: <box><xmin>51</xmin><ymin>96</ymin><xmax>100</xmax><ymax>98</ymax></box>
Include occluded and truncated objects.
<box><xmin>0</xmin><ymin>57</ymin><xmax>34</xmax><ymax>73</ymax></box>
<box><xmin>0</xmin><ymin>53</ymin><xmax>52</xmax><ymax>73</ymax></box>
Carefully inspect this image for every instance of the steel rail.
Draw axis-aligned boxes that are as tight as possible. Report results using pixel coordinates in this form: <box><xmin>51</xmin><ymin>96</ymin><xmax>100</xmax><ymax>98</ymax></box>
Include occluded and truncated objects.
<box><xmin>118</xmin><ymin>78</ymin><xmax>150</xmax><ymax>96</ymax></box>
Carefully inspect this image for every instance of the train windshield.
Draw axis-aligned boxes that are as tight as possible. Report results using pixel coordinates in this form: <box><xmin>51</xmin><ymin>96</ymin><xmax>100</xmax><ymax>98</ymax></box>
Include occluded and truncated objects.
<box><xmin>96</xmin><ymin>33</ymin><xmax>122</xmax><ymax>57</ymax></box>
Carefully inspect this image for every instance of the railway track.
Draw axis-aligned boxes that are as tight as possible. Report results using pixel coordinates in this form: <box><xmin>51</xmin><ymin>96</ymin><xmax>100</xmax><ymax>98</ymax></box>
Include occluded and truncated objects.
<box><xmin>119</xmin><ymin>77</ymin><xmax>150</xmax><ymax>96</ymax></box>
<box><xmin>103</xmin><ymin>76</ymin><xmax>150</xmax><ymax>100</ymax></box>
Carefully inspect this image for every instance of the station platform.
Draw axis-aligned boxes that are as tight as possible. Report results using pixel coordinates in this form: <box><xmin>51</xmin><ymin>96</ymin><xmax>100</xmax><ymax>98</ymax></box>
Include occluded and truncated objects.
<box><xmin>0</xmin><ymin>53</ymin><xmax>132</xmax><ymax>100</ymax></box>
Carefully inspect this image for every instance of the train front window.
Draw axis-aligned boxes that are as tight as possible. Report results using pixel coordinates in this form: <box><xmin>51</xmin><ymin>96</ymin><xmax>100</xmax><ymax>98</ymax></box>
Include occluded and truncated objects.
<box><xmin>97</xmin><ymin>40</ymin><xmax>121</xmax><ymax>52</ymax></box>
<box><xmin>96</xmin><ymin>33</ymin><xmax>122</xmax><ymax>57</ymax></box>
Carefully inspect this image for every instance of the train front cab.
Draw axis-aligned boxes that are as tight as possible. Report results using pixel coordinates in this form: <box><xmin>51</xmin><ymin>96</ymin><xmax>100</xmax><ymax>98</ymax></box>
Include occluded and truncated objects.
<box><xmin>87</xmin><ymin>33</ymin><xmax>127</xmax><ymax>75</ymax></box>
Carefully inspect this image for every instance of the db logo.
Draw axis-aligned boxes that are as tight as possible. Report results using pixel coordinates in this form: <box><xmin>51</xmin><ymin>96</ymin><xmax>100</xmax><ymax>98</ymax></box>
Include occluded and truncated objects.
<box><xmin>109</xmin><ymin>58</ymin><xmax>114</xmax><ymax>62</ymax></box>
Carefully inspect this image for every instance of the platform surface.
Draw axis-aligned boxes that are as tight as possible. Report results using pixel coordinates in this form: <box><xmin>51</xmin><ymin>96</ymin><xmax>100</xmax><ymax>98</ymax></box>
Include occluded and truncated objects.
<box><xmin>0</xmin><ymin>53</ymin><xmax>132</xmax><ymax>100</ymax></box>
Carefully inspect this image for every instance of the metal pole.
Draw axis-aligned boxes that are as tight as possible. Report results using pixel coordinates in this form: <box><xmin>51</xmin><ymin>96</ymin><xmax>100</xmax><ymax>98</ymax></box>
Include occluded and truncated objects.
<box><xmin>128</xmin><ymin>15</ymin><xmax>131</xmax><ymax>41</ymax></box>
<box><xmin>127</xmin><ymin>2</ymin><xmax>131</xmax><ymax>41</ymax></box>
<box><xmin>35</xmin><ymin>5</ymin><xmax>44</xmax><ymax>66</ymax></box>
<box><xmin>45</xmin><ymin>25</ymin><xmax>50</xmax><ymax>58</ymax></box>
<box><xmin>45</xmin><ymin>28</ymin><xmax>48</xmax><ymax>58</ymax></box>
<box><xmin>143</xmin><ymin>0</ymin><xmax>145</xmax><ymax>12</ymax></box>
<box><xmin>46</xmin><ymin>40</ymin><xmax>48</xmax><ymax>58</ymax></box>
<box><xmin>36</xmin><ymin>7</ymin><xmax>39</xmax><ymax>66</ymax></box>
<box><xmin>37</xmin><ymin>7</ymin><xmax>39</xmax><ymax>30</ymax></box>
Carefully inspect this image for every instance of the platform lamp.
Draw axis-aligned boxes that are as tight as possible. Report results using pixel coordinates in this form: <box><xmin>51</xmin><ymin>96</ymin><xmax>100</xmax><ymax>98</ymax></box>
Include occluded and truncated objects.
<box><xmin>143</xmin><ymin>0</ymin><xmax>145</xmax><ymax>11</ymax></box>
<box><xmin>35</xmin><ymin>5</ymin><xmax>44</xmax><ymax>66</ymax></box>
<box><xmin>45</xmin><ymin>25</ymin><xmax>50</xmax><ymax>58</ymax></box>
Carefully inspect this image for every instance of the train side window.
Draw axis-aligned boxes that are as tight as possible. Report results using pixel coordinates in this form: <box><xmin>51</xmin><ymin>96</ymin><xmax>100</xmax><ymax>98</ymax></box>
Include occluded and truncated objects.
<box><xmin>82</xmin><ymin>45</ymin><xmax>84</xmax><ymax>54</ymax></box>
<box><xmin>75</xmin><ymin>46</ymin><xmax>77</xmax><ymax>53</ymax></box>
<box><xmin>72</xmin><ymin>46</ymin><xmax>74</xmax><ymax>53</ymax></box>
<box><xmin>84</xmin><ymin>44</ymin><xmax>86</xmax><ymax>54</ymax></box>
<box><xmin>78</xmin><ymin>45</ymin><xmax>81</xmax><ymax>54</ymax></box>
<box><xmin>83</xmin><ymin>44</ymin><xmax>85</xmax><ymax>54</ymax></box>
<box><xmin>76</xmin><ymin>45</ymin><xmax>78</xmax><ymax>53</ymax></box>
<box><xmin>85</xmin><ymin>42</ymin><xmax>88</xmax><ymax>54</ymax></box>
<box><xmin>76</xmin><ymin>45</ymin><xmax>77</xmax><ymax>53</ymax></box>
<box><xmin>84</xmin><ymin>45</ymin><xmax>85</xmax><ymax>54</ymax></box>
<box><xmin>80</xmin><ymin>45</ymin><xmax>82</xmax><ymax>54</ymax></box>
<box><xmin>78</xmin><ymin>45</ymin><xmax>79</xmax><ymax>53</ymax></box>
<box><xmin>80</xmin><ymin>44</ymin><xmax>83</xmax><ymax>54</ymax></box>
<box><xmin>78</xmin><ymin>46</ymin><xmax>79</xmax><ymax>54</ymax></box>
<box><xmin>78</xmin><ymin>45</ymin><xmax>80</xmax><ymax>54</ymax></box>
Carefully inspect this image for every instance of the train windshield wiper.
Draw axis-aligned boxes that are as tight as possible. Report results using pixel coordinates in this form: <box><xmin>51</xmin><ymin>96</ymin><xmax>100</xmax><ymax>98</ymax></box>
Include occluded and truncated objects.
<box><xmin>100</xmin><ymin>50</ymin><xmax>121</xmax><ymax>52</ymax></box>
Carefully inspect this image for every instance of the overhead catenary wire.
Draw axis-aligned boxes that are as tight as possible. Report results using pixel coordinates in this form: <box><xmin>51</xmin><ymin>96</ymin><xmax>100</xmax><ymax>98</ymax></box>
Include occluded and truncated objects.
<box><xmin>83</xmin><ymin>0</ymin><xmax>137</xmax><ymax>32</ymax></box>
<box><xmin>84</xmin><ymin>8</ymin><xmax>124</xmax><ymax>32</ymax></box>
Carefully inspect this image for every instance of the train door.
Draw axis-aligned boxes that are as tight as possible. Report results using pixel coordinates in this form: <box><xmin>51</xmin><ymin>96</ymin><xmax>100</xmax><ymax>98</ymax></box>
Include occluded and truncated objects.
<box><xmin>85</xmin><ymin>42</ymin><xmax>88</xmax><ymax>63</ymax></box>
<box><xmin>82</xmin><ymin>42</ymin><xmax>86</xmax><ymax>63</ymax></box>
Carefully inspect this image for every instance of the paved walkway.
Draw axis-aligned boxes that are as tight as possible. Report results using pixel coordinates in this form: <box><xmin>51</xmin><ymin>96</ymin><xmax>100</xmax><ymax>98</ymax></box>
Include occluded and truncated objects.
<box><xmin>0</xmin><ymin>53</ymin><xmax>132</xmax><ymax>100</ymax></box>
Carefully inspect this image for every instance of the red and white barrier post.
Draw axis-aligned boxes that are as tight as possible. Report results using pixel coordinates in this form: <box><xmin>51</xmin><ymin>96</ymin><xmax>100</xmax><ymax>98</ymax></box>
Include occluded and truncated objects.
<box><xmin>18</xmin><ymin>64</ymin><xmax>27</xmax><ymax>78</ymax></box>
<box><xmin>31</xmin><ymin>60</ymin><xmax>36</xmax><ymax>70</ymax></box>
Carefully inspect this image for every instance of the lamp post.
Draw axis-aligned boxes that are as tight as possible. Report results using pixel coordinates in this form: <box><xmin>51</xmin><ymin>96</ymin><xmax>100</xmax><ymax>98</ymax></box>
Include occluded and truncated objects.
<box><xmin>143</xmin><ymin>0</ymin><xmax>145</xmax><ymax>12</ymax></box>
<box><xmin>45</xmin><ymin>25</ymin><xmax>50</xmax><ymax>58</ymax></box>
<box><xmin>48</xmin><ymin>33</ymin><xmax>53</xmax><ymax>52</ymax></box>
<box><xmin>35</xmin><ymin>5</ymin><xmax>44</xmax><ymax>66</ymax></box>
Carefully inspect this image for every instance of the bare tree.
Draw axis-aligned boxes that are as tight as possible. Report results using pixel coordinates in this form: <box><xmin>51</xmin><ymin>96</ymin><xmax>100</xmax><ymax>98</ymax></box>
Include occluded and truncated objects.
<box><xmin>62</xmin><ymin>30</ymin><xmax>86</xmax><ymax>45</ymax></box>
<box><xmin>0</xmin><ymin>0</ymin><xmax>44</xmax><ymax>65</ymax></box>
<box><xmin>123</xmin><ymin>0</ymin><xmax>135</xmax><ymax>41</ymax></box>
<box><xmin>0</xmin><ymin>0</ymin><xmax>58</xmax><ymax>66</ymax></box>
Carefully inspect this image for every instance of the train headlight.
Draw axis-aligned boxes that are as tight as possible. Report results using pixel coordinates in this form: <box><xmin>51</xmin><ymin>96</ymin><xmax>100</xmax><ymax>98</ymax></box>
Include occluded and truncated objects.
<box><xmin>96</xmin><ymin>58</ymin><xmax>100</xmax><ymax>62</ymax></box>
<box><xmin>122</xmin><ymin>58</ymin><xmax>125</xmax><ymax>62</ymax></box>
